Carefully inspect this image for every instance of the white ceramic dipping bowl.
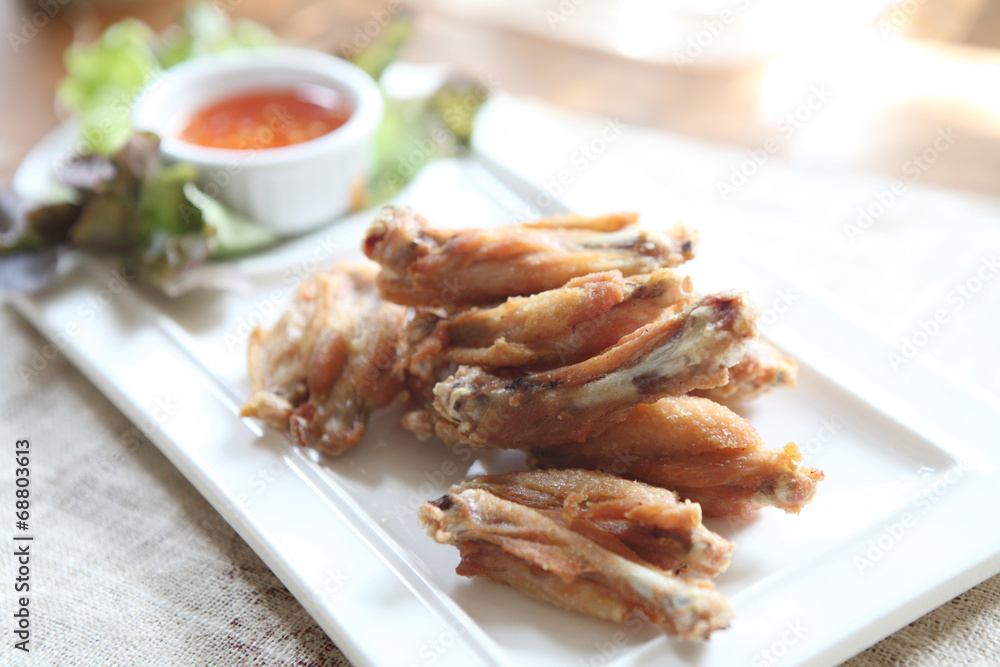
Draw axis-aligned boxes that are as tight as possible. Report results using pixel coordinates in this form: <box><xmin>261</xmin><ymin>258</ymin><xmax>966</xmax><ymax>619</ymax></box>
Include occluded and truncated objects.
<box><xmin>133</xmin><ymin>47</ymin><xmax>382</xmax><ymax>235</ymax></box>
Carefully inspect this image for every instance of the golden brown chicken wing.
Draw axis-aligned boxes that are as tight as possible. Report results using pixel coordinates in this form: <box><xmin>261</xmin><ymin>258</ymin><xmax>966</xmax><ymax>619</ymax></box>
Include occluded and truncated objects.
<box><xmin>529</xmin><ymin>395</ymin><xmax>824</xmax><ymax>517</ymax></box>
<box><xmin>241</xmin><ymin>262</ymin><xmax>406</xmax><ymax>455</ymax></box>
<box><xmin>419</xmin><ymin>472</ymin><xmax>734</xmax><ymax>639</ymax></box>
<box><xmin>424</xmin><ymin>291</ymin><xmax>757</xmax><ymax>449</ymax></box>
<box><xmin>453</xmin><ymin>469</ymin><xmax>733</xmax><ymax>576</ymax></box>
<box><xmin>402</xmin><ymin>268</ymin><xmax>694</xmax><ymax>371</ymax></box>
<box><xmin>362</xmin><ymin>205</ymin><xmax>697</xmax><ymax>307</ymax></box>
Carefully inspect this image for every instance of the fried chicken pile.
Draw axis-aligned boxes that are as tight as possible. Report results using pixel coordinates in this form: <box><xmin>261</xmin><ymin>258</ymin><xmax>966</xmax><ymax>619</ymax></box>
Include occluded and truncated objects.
<box><xmin>241</xmin><ymin>205</ymin><xmax>823</xmax><ymax>640</ymax></box>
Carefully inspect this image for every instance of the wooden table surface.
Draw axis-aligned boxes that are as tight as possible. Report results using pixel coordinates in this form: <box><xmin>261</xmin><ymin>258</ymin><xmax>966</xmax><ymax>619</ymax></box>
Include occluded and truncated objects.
<box><xmin>2</xmin><ymin>1</ymin><xmax>999</xmax><ymax>666</ymax></box>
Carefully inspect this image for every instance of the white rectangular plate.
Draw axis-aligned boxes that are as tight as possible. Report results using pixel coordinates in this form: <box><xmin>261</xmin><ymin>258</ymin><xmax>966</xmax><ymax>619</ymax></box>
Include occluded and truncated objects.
<box><xmin>11</xmin><ymin>105</ymin><xmax>1000</xmax><ymax>667</ymax></box>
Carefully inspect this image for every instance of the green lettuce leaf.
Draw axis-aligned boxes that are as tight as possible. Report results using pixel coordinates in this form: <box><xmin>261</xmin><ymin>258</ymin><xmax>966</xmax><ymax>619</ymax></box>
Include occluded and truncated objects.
<box><xmin>183</xmin><ymin>183</ymin><xmax>277</xmax><ymax>259</ymax></box>
<box><xmin>158</xmin><ymin>3</ymin><xmax>277</xmax><ymax>69</ymax></box>
<box><xmin>57</xmin><ymin>19</ymin><xmax>161</xmax><ymax>156</ymax></box>
<box><xmin>138</xmin><ymin>163</ymin><xmax>204</xmax><ymax>237</ymax></box>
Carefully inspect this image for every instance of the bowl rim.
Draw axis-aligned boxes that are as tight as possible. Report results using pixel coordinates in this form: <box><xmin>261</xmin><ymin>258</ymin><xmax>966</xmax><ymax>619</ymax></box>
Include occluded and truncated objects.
<box><xmin>132</xmin><ymin>46</ymin><xmax>383</xmax><ymax>168</ymax></box>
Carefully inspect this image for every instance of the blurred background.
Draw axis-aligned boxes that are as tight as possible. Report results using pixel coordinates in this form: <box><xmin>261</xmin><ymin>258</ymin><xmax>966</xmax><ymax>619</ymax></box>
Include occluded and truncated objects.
<box><xmin>3</xmin><ymin>0</ymin><xmax>1000</xmax><ymax>194</ymax></box>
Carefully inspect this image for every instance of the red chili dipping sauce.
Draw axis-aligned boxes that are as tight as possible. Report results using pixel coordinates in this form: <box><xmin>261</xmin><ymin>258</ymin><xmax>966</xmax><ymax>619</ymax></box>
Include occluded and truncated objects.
<box><xmin>179</xmin><ymin>86</ymin><xmax>351</xmax><ymax>150</ymax></box>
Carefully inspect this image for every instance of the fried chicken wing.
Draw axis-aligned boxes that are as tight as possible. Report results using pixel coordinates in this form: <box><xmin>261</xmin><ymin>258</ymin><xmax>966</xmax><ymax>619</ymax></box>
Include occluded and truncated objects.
<box><xmin>241</xmin><ymin>262</ymin><xmax>406</xmax><ymax>455</ymax></box>
<box><xmin>403</xmin><ymin>268</ymin><xmax>694</xmax><ymax>371</ymax></box>
<box><xmin>363</xmin><ymin>205</ymin><xmax>697</xmax><ymax>307</ymax></box>
<box><xmin>530</xmin><ymin>396</ymin><xmax>824</xmax><ymax>517</ymax></box>
<box><xmin>454</xmin><ymin>470</ymin><xmax>733</xmax><ymax>576</ymax></box>
<box><xmin>242</xmin><ymin>269</ymin><xmax>326</xmax><ymax>428</ymax></box>
<box><xmin>419</xmin><ymin>477</ymin><xmax>733</xmax><ymax>639</ymax></box>
<box><xmin>693</xmin><ymin>340</ymin><xmax>797</xmax><ymax>402</ymax></box>
<box><xmin>425</xmin><ymin>291</ymin><xmax>757</xmax><ymax>449</ymax></box>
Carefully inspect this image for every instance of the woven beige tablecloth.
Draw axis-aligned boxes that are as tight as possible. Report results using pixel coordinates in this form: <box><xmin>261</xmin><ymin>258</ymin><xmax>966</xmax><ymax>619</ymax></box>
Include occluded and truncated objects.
<box><xmin>2</xmin><ymin>101</ymin><xmax>1000</xmax><ymax>666</ymax></box>
<box><xmin>0</xmin><ymin>307</ymin><xmax>351</xmax><ymax>667</ymax></box>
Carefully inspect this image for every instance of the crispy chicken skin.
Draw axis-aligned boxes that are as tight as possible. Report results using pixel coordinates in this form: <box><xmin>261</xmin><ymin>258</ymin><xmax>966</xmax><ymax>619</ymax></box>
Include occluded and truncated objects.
<box><xmin>424</xmin><ymin>291</ymin><xmax>758</xmax><ymax>449</ymax></box>
<box><xmin>240</xmin><ymin>205</ymin><xmax>824</xmax><ymax>641</ymax></box>
<box><xmin>362</xmin><ymin>205</ymin><xmax>697</xmax><ymax>307</ymax></box>
<box><xmin>453</xmin><ymin>470</ymin><xmax>733</xmax><ymax>576</ymax></box>
<box><xmin>402</xmin><ymin>268</ymin><xmax>694</xmax><ymax>371</ymax></box>
<box><xmin>694</xmin><ymin>339</ymin><xmax>798</xmax><ymax>403</ymax></box>
<box><xmin>241</xmin><ymin>262</ymin><xmax>406</xmax><ymax>455</ymax></box>
<box><xmin>398</xmin><ymin>267</ymin><xmax>692</xmax><ymax>437</ymax></box>
<box><xmin>419</xmin><ymin>472</ymin><xmax>734</xmax><ymax>639</ymax></box>
<box><xmin>530</xmin><ymin>396</ymin><xmax>824</xmax><ymax>517</ymax></box>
